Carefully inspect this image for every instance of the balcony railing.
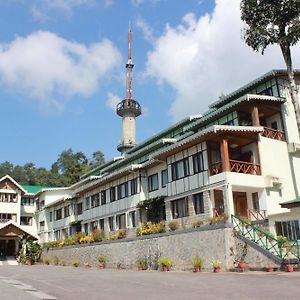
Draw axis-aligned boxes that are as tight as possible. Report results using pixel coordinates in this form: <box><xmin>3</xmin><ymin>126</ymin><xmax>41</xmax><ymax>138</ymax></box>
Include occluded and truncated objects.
<box><xmin>210</xmin><ymin>160</ymin><xmax>261</xmax><ymax>175</ymax></box>
<box><xmin>262</xmin><ymin>127</ymin><xmax>286</xmax><ymax>142</ymax></box>
<box><xmin>230</xmin><ymin>160</ymin><xmax>261</xmax><ymax>175</ymax></box>
<box><xmin>248</xmin><ymin>209</ymin><xmax>267</xmax><ymax>221</ymax></box>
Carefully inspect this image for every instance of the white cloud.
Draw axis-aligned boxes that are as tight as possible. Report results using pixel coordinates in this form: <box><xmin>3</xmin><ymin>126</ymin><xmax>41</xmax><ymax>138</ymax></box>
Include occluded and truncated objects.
<box><xmin>0</xmin><ymin>31</ymin><xmax>121</xmax><ymax>111</ymax></box>
<box><xmin>136</xmin><ymin>17</ymin><xmax>155</xmax><ymax>44</ymax></box>
<box><xmin>106</xmin><ymin>92</ymin><xmax>121</xmax><ymax>110</ymax></box>
<box><xmin>145</xmin><ymin>0</ymin><xmax>300</xmax><ymax>121</ymax></box>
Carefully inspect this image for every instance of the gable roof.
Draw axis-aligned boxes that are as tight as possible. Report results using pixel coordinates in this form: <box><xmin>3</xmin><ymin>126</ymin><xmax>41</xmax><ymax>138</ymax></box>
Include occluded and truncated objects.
<box><xmin>0</xmin><ymin>175</ymin><xmax>27</xmax><ymax>194</ymax></box>
<box><xmin>0</xmin><ymin>220</ymin><xmax>37</xmax><ymax>240</ymax></box>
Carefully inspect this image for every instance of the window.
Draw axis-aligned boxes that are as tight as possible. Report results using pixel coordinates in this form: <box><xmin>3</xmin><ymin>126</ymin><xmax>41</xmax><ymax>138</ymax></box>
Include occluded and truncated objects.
<box><xmin>21</xmin><ymin>197</ymin><xmax>34</xmax><ymax>206</ymax></box>
<box><xmin>85</xmin><ymin>197</ymin><xmax>90</xmax><ymax>210</ymax></box>
<box><xmin>54</xmin><ymin>230</ymin><xmax>61</xmax><ymax>240</ymax></box>
<box><xmin>55</xmin><ymin>208</ymin><xmax>62</xmax><ymax>220</ymax></box>
<box><xmin>20</xmin><ymin>216</ymin><xmax>32</xmax><ymax>226</ymax></box>
<box><xmin>39</xmin><ymin>221</ymin><xmax>45</xmax><ymax>231</ymax></box>
<box><xmin>110</xmin><ymin>187</ymin><xmax>116</xmax><ymax>202</ymax></box>
<box><xmin>275</xmin><ymin>220</ymin><xmax>300</xmax><ymax>240</ymax></box>
<box><xmin>91</xmin><ymin>221</ymin><xmax>98</xmax><ymax>231</ymax></box>
<box><xmin>171</xmin><ymin>197</ymin><xmax>189</xmax><ymax>219</ymax></box>
<box><xmin>64</xmin><ymin>205</ymin><xmax>70</xmax><ymax>218</ymax></box>
<box><xmin>193</xmin><ymin>152</ymin><xmax>204</xmax><ymax>174</ymax></box>
<box><xmin>84</xmin><ymin>223</ymin><xmax>89</xmax><ymax>235</ymax></box>
<box><xmin>129</xmin><ymin>211</ymin><xmax>136</xmax><ymax>228</ymax></box>
<box><xmin>252</xmin><ymin>192</ymin><xmax>260</xmax><ymax>210</ymax></box>
<box><xmin>193</xmin><ymin>193</ymin><xmax>204</xmax><ymax>214</ymax></box>
<box><xmin>130</xmin><ymin>178</ymin><xmax>138</xmax><ymax>195</ymax></box>
<box><xmin>91</xmin><ymin>193</ymin><xmax>100</xmax><ymax>208</ymax></box>
<box><xmin>116</xmin><ymin>213</ymin><xmax>126</xmax><ymax>229</ymax></box>
<box><xmin>77</xmin><ymin>203</ymin><xmax>83</xmax><ymax>215</ymax></box>
<box><xmin>171</xmin><ymin>158</ymin><xmax>190</xmax><ymax>181</ymax></box>
<box><xmin>161</xmin><ymin>169</ymin><xmax>168</xmax><ymax>188</ymax></box>
<box><xmin>117</xmin><ymin>182</ymin><xmax>128</xmax><ymax>199</ymax></box>
<box><xmin>148</xmin><ymin>173</ymin><xmax>159</xmax><ymax>192</ymax></box>
<box><xmin>99</xmin><ymin>219</ymin><xmax>105</xmax><ymax>230</ymax></box>
<box><xmin>101</xmin><ymin>190</ymin><xmax>106</xmax><ymax>205</ymax></box>
<box><xmin>271</xmin><ymin>121</ymin><xmax>278</xmax><ymax>130</ymax></box>
<box><xmin>0</xmin><ymin>213</ymin><xmax>17</xmax><ymax>222</ymax></box>
<box><xmin>49</xmin><ymin>211</ymin><xmax>53</xmax><ymax>222</ymax></box>
<box><xmin>108</xmin><ymin>216</ymin><xmax>114</xmax><ymax>231</ymax></box>
<box><xmin>0</xmin><ymin>193</ymin><xmax>17</xmax><ymax>203</ymax></box>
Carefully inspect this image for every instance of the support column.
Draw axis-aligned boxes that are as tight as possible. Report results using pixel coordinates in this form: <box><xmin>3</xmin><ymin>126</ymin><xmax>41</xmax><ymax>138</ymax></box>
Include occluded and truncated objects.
<box><xmin>220</xmin><ymin>138</ymin><xmax>230</xmax><ymax>172</ymax></box>
<box><xmin>223</xmin><ymin>184</ymin><xmax>234</xmax><ymax>217</ymax></box>
<box><xmin>165</xmin><ymin>201</ymin><xmax>172</xmax><ymax>222</ymax></box>
<box><xmin>251</xmin><ymin>106</ymin><xmax>260</xmax><ymax>127</ymax></box>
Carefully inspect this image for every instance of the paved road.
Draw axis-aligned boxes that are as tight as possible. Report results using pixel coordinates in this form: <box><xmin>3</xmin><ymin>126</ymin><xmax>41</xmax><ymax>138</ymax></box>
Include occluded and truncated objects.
<box><xmin>0</xmin><ymin>265</ymin><xmax>300</xmax><ymax>300</ymax></box>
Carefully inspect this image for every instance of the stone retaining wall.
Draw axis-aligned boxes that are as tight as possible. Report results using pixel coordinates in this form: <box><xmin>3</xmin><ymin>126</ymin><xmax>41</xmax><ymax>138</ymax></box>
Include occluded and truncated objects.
<box><xmin>42</xmin><ymin>224</ymin><xmax>279</xmax><ymax>271</ymax></box>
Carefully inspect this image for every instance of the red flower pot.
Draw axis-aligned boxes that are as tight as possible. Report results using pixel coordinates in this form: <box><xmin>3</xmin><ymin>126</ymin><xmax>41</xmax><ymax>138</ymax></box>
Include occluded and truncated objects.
<box><xmin>162</xmin><ymin>266</ymin><xmax>169</xmax><ymax>272</ymax></box>
<box><xmin>286</xmin><ymin>265</ymin><xmax>293</xmax><ymax>272</ymax></box>
<box><xmin>193</xmin><ymin>267</ymin><xmax>201</xmax><ymax>273</ymax></box>
<box><xmin>238</xmin><ymin>262</ymin><xmax>247</xmax><ymax>270</ymax></box>
<box><xmin>213</xmin><ymin>267</ymin><xmax>221</xmax><ymax>273</ymax></box>
<box><xmin>266</xmin><ymin>267</ymin><xmax>273</xmax><ymax>272</ymax></box>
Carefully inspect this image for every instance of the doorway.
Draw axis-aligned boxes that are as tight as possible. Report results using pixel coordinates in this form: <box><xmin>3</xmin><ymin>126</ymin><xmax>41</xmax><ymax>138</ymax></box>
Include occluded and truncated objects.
<box><xmin>233</xmin><ymin>192</ymin><xmax>248</xmax><ymax>218</ymax></box>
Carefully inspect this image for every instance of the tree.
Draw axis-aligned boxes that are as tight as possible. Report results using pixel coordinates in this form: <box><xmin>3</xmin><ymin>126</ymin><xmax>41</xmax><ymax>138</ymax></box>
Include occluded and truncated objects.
<box><xmin>0</xmin><ymin>161</ymin><xmax>13</xmax><ymax>178</ymax></box>
<box><xmin>241</xmin><ymin>0</ymin><xmax>300</xmax><ymax>131</ymax></box>
<box><xmin>89</xmin><ymin>151</ymin><xmax>105</xmax><ymax>169</ymax></box>
<box><xmin>53</xmin><ymin>148</ymin><xmax>89</xmax><ymax>185</ymax></box>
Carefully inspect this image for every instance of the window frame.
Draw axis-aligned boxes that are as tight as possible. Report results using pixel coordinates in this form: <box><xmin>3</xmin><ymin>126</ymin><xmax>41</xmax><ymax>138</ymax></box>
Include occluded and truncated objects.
<box><xmin>148</xmin><ymin>173</ymin><xmax>159</xmax><ymax>192</ymax></box>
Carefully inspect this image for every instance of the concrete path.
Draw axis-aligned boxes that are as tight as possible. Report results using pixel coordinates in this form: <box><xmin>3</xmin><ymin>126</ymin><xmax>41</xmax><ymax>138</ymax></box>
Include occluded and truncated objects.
<box><xmin>0</xmin><ymin>265</ymin><xmax>300</xmax><ymax>300</ymax></box>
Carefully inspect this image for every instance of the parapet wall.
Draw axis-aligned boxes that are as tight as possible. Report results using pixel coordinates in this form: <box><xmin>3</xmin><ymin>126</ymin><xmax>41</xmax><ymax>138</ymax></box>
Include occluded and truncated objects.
<box><xmin>42</xmin><ymin>224</ymin><xmax>278</xmax><ymax>271</ymax></box>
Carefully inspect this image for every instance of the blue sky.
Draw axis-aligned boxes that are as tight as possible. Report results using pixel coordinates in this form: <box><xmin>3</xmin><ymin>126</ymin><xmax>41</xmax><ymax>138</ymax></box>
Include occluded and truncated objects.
<box><xmin>0</xmin><ymin>0</ymin><xmax>298</xmax><ymax>168</ymax></box>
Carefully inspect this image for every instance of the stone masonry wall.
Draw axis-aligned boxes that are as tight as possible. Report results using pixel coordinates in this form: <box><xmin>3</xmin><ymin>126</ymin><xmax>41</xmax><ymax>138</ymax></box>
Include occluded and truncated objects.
<box><xmin>42</xmin><ymin>224</ymin><xmax>279</xmax><ymax>271</ymax></box>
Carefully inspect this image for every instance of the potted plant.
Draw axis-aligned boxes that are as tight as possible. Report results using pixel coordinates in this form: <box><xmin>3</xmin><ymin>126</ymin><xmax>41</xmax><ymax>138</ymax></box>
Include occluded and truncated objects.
<box><xmin>265</xmin><ymin>266</ymin><xmax>274</xmax><ymax>272</ymax></box>
<box><xmin>212</xmin><ymin>260</ymin><xmax>221</xmax><ymax>273</ymax></box>
<box><xmin>238</xmin><ymin>261</ymin><xmax>248</xmax><ymax>271</ymax></box>
<box><xmin>158</xmin><ymin>257</ymin><xmax>173</xmax><ymax>272</ymax></box>
<box><xmin>192</xmin><ymin>256</ymin><xmax>203</xmax><ymax>272</ymax></box>
<box><xmin>72</xmin><ymin>259</ymin><xmax>80</xmax><ymax>267</ymax></box>
<box><xmin>286</xmin><ymin>264</ymin><xmax>294</xmax><ymax>272</ymax></box>
<box><xmin>136</xmin><ymin>257</ymin><xmax>147</xmax><ymax>271</ymax></box>
<box><xmin>97</xmin><ymin>255</ymin><xmax>107</xmax><ymax>269</ymax></box>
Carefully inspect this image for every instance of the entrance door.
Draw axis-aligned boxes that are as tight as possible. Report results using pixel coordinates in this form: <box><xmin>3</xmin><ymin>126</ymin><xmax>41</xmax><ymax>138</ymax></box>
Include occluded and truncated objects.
<box><xmin>7</xmin><ymin>240</ymin><xmax>16</xmax><ymax>256</ymax></box>
<box><xmin>0</xmin><ymin>240</ymin><xmax>6</xmax><ymax>256</ymax></box>
<box><xmin>233</xmin><ymin>192</ymin><xmax>248</xmax><ymax>218</ymax></box>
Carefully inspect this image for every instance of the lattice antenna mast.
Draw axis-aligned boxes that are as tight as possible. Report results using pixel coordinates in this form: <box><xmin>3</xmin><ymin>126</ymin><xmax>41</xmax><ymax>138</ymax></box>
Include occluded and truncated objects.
<box><xmin>125</xmin><ymin>26</ymin><xmax>134</xmax><ymax>99</ymax></box>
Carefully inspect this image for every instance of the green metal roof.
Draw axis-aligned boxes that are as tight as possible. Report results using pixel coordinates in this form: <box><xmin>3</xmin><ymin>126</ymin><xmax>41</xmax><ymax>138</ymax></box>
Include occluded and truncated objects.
<box><xmin>21</xmin><ymin>185</ymin><xmax>57</xmax><ymax>194</ymax></box>
<box><xmin>280</xmin><ymin>196</ymin><xmax>300</xmax><ymax>208</ymax></box>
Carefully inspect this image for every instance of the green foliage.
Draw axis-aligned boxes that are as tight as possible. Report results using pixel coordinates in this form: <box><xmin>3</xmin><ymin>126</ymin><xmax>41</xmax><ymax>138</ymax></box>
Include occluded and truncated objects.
<box><xmin>43</xmin><ymin>258</ymin><xmax>50</xmax><ymax>265</ymax></box>
<box><xmin>277</xmin><ymin>235</ymin><xmax>288</xmax><ymax>243</ymax></box>
<box><xmin>72</xmin><ymin>259</ymin><xmax>80</xmax><ymax>267</ymax></box>
<box><xmin>158</xmin><ymin>257</ymin><xmax>174</xmax><ymax>268</ymax></box>
<box><xmin>192</xmin><ymin>220</ymin><xmax>204</xmax><ymax>228</ymax></box>
<box><xmin>136</xmin><ymin>221</ymin><xmax>166</xmax><ymax>236</ymax></box>
<box><xmin>211</xmin><ymin>259</ymin><xmax>222</xmax><ymax>268</ymax></box>
<box><xmin>97</xmin><ymin>255</ymin><xmax>107</xmax><ymax>263</ymax></box>
<box><xmin>168</xmin><ymin>220</ymin><xmax>179</xmax><ymax>231</ymax></box>
<box><xmin>53</xmin><ymin>256</ymin><xmax>59</xmax><ymax>265</ymax></box>
<box><xmin>241</xmin><ymin>0</ymin><xmax>300</xmax><ymax>54</ymax></box>
<box><xmin>17</xmin><ymin>235</ymin><xmax>42</xmax><ymax>264</ymax></box>
<box><xmin>0</xmin><ymin>149</ymin><xmax>105</xmax><ymax>186</ymax></box>
<box><xmin>209</xmin><ymin>213</ymin><xmax>228</xmax><ymax>225</ymax></box>
<box><xmin>136</xmin><ymin>257</ymin><xmax>147</xmax><ymax>269</ymax></box>
<box><xmin>192</xmin><ymin>256</ymin><xmax>203</xmax><ymax>268</ymax></box>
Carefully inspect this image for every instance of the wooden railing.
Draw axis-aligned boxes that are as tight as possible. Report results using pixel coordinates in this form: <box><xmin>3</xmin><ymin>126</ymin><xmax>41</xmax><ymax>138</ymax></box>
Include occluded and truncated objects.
<box><xmin>262</xmin><ymin>127</ymin><xmax>286</xmax><ymax>141</ymax></box>
<box><xmin>210</xmin><ymin>162</ymin><xmax>222</xmax><ymax>175</ymax></box>
<box><xmin>210</xmin><ymin>160</ymin><xmax>261</xmax><ymax>175</ymax></box>
<box><xmin>248</xmin><ymin>209</ymin><xmax>267</xmax><ymax>221</ymax></box>
<box><xmin>230</xmin><ymin>160</ymin><xmax>261</xmax><ymax>175</ymax></box>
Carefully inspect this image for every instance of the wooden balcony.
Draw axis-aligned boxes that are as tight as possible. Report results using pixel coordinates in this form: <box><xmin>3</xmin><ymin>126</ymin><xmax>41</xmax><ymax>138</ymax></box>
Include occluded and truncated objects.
<box><xmin>262</xmin><ymin>127</ymin><xmax>285</xmax><ymax>142</ymax></box>
<box><xmin>210</xmin><ymin>160</ymin><xmax>261</xmax><ymax>175</ymax></box>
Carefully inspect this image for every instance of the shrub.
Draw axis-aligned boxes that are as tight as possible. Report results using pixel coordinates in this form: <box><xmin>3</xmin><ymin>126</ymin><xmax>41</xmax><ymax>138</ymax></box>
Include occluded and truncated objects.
<box><xmin>192</xmin><ymin>256</ymin><xmax>203</xmax><ymax>268</ymax></box>
<box><xmin>136</xmin><ymin>257</ymin><xmax>147</xmax><ymax>269</ymax></box>
<box><xmin>53</xmin><ymin>256</ymin><xmax>59</xmax><ymax>265</ymax></box>
<box><xmin>136</xmin><ymin>221</ymin><xmax>166</xmax><ymax>236</ymax></box>
<box><xmin>277</xmin><ymin>235</ymin><xmax>288</xmax><ymax>243</ymax></box>
<box><xmin>79</xmin><ymin>236</ymin><xmax>94</xmax><ymax>244</ymax></box>
<box><xmin>168</xmin><ymin>220</ymin><xmax>179</xmax><ymax>231</ymax></box>
<box><xmin>97</xmin><ymin>255</ymin><xmax>107</xmax><ymax>263</ymax></box>
<box><xmin>158</xmin><ymin>257</ymin><xmax>173</xmax><ymax>268</ymax></box>
<box><xmin>209</xmin><ymin>213</ymin><xmax>228</xmax><ymax>225</ymax></box>
<box><xmin>192</xmin><ymin>220</ymin><xmax>204</xmax><ymax>228</ymax></box>
<box><xmin>43</xmin><ymin>258</ymin><xmax>50</xmax><ymax>265</ymax></box>
<box><xmin>72</xmin><ymin>259</ymin><xmax>80</xmax><ymax>267</ymax></box>
<box><xmin>64</xmin><ymin>236</ymin><xmax>76</xmax><ymax>246</ymax></box>
<box><xmin>211</xmin><ymin>259</ymin><xmax>221</xmax><ymax>268</ymax></box>
<box><xmin>92</xmin><ymin>229</ymin><xmax>105</xmax><ymax>242</ymax></box>
<box><xmin>116</xmin><ymin>229</ymin><xmax>127</xmax><ymax>239</ymax></box>
<box><xmin>73</xmin><ymin>232</ymin><xmax>86</xmax><ymax>244</ymax></box>
<box><xmin>59</xmin><ymin>261</ymin><xmax>66</xmax><ymax>266</ymax></box>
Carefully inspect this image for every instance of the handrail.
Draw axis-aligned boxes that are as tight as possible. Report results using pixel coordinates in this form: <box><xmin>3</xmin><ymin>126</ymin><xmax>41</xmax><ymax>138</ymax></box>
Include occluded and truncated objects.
<box><xmin>231</xmin><ymin>214</ymin><xmax>300</xmax><ymax>260</ymax></box>
<box><xmin>248</xmin><ymin>209</ymin><xmax>267</xmax><ymax>221</ymax></box>
<box><xmin>230</xmin><ymin>160</ymin><xmax>261</xmax><ymax>175</ymax></box>
<box><xmin>262</xmin><ymin>127</ymin><xmax>285</xmax><ymax>142</ymax></box>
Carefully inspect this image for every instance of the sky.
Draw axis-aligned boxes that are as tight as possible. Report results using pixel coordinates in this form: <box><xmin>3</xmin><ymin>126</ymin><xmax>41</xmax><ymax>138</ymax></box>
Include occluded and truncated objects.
<box><xmin>0</xmin><ymin>0</ymin><xmax>299</xmax><ymax>169</ymax></box>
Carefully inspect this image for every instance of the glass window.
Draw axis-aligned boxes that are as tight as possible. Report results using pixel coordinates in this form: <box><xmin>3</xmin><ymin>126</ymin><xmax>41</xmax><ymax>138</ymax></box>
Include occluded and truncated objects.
<box><xmin>110</xmin><ymin>187</ymin><xmax>116</xmax><ymax>202</ymax></box>
<box><xmin>117</xmin><ymin>182</ymin><xmax>128</xmax><ymax>199</ymax></box>
<box><xmin>99</xmin><ymin>219</ymin><xmax>104</xmax><ymax>230</ymax></box>
<box><xmin>194</xmin><ymin>193</ymin><xmax>204</xmax><ymax>214</ymax></box>
<box><xmin>77</xmin><ymin>203</ymin><xmax>83</xmax><ymax>215</ymax></box>
<box><xmin>193</xmin><ymin>152</ymin><xmax>204</xmax><ymax>174</ymax></box>
<box><xmin>171</xmin><ymin>158</ymin><xmax>189</xmax><ymax>181</ymax></box>
<box><xmin>129</xmin><ymin>211</ymin><xmax>136</xmax><ymax>228</ymax></box>
<box><xmin>85</xmin><ymin>197</ymin><xmax>90</xmax><ymax>210</ymax></box>
<box><xmin>116</xmin><ymin>213</ymin><xmax>126</xmax><ymax>229</ymax></box>
<box><xmin>171</xmin><ymin>198</ymin><xmax>189</xmax><ymax>219</ymax></box>
<box><xmin>130</xmin><ymin>178</ymin><xmax>138</xmax><ymax>195</ymax></box>
<box><xmin>101</xmin><ymin>190</ymin><xmax>106</xmax><ymax>205</ymax></box>
<box><xmin>20</xmin><ymin>216</ymin><xmax>32</xmax><ymax>226</ymax></box>
<box><xmin>55</xmin><ymin>208</ymin><xmax>62</xmax><ymax>220</ymax></box>
<box><xmin>64</xmin><ymin>205</ymin><xmax>70</xmax><ymax>218</ymax></box>
<box><xmin>49</xmin><ymin>211</ymin><xmax>53</xmax><ymax>222</ymax></box>
<box><xmin>109</xmin><ymin>216</ymin><xmax>114</xmax><ymax>231</ymax></box>
<box><xmin>91</xmin><ymin>193</ymin><xmax>100</xmax><ymax>208</ymax></box>
<box><xmin>148</xmin><ymin>173</ymin><xmax>159</xmax><ymax>192</ymax></box>
<box><xmin>252</xmin><ymin>192</ymin><xmax>260</xmax><ymax>210</ymax></box>
<box><xmin>161</xmin><ymin>169</ymin><xmax>168</xmax><ymax>188</ymax></box>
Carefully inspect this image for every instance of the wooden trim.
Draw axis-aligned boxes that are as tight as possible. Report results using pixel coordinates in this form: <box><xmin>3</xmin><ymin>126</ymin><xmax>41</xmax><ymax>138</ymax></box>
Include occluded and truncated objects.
<box><xmin>220</xmin><ymin>139</ymin><xmax>230</xmax><ymax>172</ymax></box>
<box><xmin>251</xmin><ymin>106</ymin><xmax>260</xmax><ymax>126</ymax></box>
